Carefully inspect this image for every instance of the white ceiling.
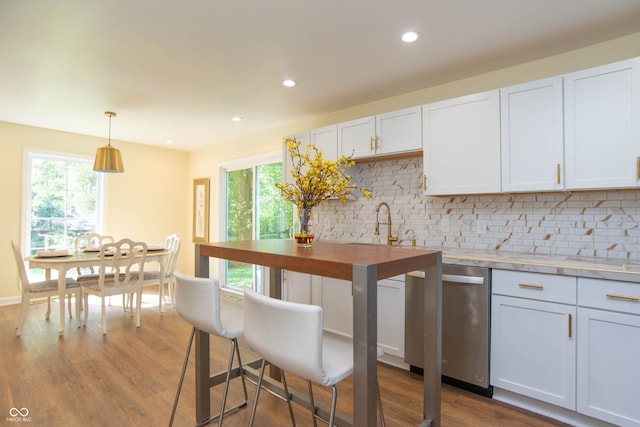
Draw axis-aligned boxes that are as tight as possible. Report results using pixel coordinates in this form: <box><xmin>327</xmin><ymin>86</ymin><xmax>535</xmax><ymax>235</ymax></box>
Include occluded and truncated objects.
<box><xmin>1</xmin><ymin>0</ymin><xmax>640</xmax><ymax>151</ymax></box>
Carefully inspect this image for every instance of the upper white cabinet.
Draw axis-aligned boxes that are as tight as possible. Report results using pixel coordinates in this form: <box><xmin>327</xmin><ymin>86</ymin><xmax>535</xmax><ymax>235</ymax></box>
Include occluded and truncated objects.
<box><xmin>282</xmin><ymin>131</ymin><xmax>310</xmax><ymax>185</ymax></box>
<box><xmin>310</xmin><ymin>124</ymin><xmax>338</xmax><ymax>161</ymax></box>
<box><xmin>282</xmin><ymin>126</ymin><xmax>337</xmax><ymax>186</ymax></box>
<box><xmin>501</xmin><ymin>77</ymin><xmax>565</xmax><ymax>192</ymax></box>
<box><xmin>338</xmin><ymin>106</ymin><xmax>422</xmax><ymax>159</ymax></box>
<box><xmin>564</xmin><ymin>57</ymin><xmax>640</xmax><ymax>190</ymax></box>
<box><xmin>423</xmin><ymin>90</ymin><xmax>501</xmax><ymax>195</ymax></box>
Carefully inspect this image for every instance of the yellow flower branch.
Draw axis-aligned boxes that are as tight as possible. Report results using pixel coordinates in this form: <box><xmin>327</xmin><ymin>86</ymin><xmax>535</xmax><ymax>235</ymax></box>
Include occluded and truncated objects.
<box><xmin>276</xmin><ymin>137</ymin><xmax>372</xmax><ymax>210</ymax></box>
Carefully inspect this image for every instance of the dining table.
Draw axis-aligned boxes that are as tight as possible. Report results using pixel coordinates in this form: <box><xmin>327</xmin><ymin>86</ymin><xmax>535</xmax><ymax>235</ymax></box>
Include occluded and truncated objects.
<box><xmin>195</xmin><ymin>239</ymin><xmax>442</xmax><ymax>427</ymax></box>
<box><xmin>26</xmin><ymin>246</ymin><xmax>170</xmax><ymax>335</ymax></box>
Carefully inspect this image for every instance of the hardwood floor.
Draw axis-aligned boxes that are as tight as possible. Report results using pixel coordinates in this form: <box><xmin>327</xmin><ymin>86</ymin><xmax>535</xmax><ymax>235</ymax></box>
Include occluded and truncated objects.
<box><xmin>0</xmin><ymin>288</ymin><xmax>569</xmax><ymax>427</ymax></box>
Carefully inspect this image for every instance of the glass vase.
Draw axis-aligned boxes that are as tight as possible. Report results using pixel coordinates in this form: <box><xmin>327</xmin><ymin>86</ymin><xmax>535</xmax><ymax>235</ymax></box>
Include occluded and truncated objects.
<box><xmin>295</xmin><ymin>207</ymin><xmax>314</xmax><ymax>247</ymax></box>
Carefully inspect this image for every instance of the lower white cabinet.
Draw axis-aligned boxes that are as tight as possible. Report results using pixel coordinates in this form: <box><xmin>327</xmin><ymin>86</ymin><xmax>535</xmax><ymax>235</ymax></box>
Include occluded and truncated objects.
<box><xmin>577</xmin><ymin>278</ymin><xmax>640</xmax><ymax>427</ymax></box>
<box><xmin>491</xmin><ymin>270</ymin><xmax>577</xmax><ymax>409</ymax></box>
<box><xmin>492</xmin><ymin>271</ymin><xmax>640</xmax><ymax>426</ymax></box>
<box><xmin>491</xmin><ymin>295</ymin><xmax>576</xmax><ymax>409</ymax></box>
<box><xmin>320</xmin><ymin>275</ymin><xmax>405</xmax><ymax>358</ymax></box>
<box><xmin>283</xmin><ymin>271</ymin><xmax>313</xmax><ymax>304</ymax></box>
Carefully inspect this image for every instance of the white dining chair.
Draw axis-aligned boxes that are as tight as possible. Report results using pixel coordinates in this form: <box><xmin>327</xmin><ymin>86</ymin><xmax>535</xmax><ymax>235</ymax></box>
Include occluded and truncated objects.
<box><xmin>80</xmin><ymin>238</ymin><xmax>147</xmax><ymax>335</ymax></box>
<box><xmin>10</xmin><ymin>240</ymin><xmax>82</xmax><ymax>336</ymax></box>
<box><xmin>169</xmin><ymin>271</ymin><xmax>247</xmax><ymax>427</ymax></box>
<box><xmin>243</xmin><ymin>289</ymin><xmax>385</xmax><ymax>427</ymax></box>
<box><xmin>74</xmin><ymin>233</ymin><xmax>115</xmax><ymax>279</ymax></box>
<box><xmin>129</xmin><ymin>233</ymin><xmax>181</xmax><ymax>312</ymax></box>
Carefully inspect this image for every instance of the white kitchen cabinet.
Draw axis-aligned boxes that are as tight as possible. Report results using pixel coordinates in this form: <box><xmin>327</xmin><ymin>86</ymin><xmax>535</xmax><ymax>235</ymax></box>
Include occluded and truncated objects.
<box><xmin>321</xmin><ymin>277</ymin><xmax>353</xmax><ymax>337</ymax></box>
<box><xmin>282</xmin><ymin>131</ymin><xmax>310</xmax><ymax>185</ymax></box>
<box><xmin>283</xmin><ymin>270</ymin><xmax>313</xmax><ymax>305</ymax></box>
<box><xmin>320</xmin><ymin>275</ymin><xmax>405</xmax><ymax>358</ymax></box>
<box><xmin>422</xmin><ymin>90</ymin><xmax>501</xmax><ymax>195</ymax></box>
<box><xmin>310</xmin><ymin>124</ymin><xmax>338</xmax><ymax>161</ymax></box>
<box><xmin>338</xmin><ymin>116</ymin><xmax>374</xmax><ymax>159</ymax></box>
<box><xmin>491</xmin><ymin>270</ymin><xmax>577</xmax><ymax>410</ymax></box>
<box><xmin>500</xmin><ymin>77</ymin><xmax>565</xmax><ymax>192</ymax></box>
<box><xmin>282</xmin><ymin>125</ymin><xmax>338</xmax><ymax>186</ymax></box>
<box><xmin>577</xmin><ymin>278</ymin><xmax>640</xmax><ymax>426</ymax></box>
<box><xmin>338</xmin><ymin>106</ymin><xmax>422</xmax><ymax>159</ymax></box>
<box><xmin>376</xmin><ymin>276</ymin><xmax>405</xmax><ymax>358</ymax></box>
<box><xmin>564</xmin><ymin>57</ymin><xmax>640</xmax><ymax>190</ymax></box>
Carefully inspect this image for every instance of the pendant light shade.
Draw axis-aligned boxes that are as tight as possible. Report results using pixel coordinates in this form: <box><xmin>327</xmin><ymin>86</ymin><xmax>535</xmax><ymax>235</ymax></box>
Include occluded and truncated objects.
<box><xmin>94</xmin><ymin>111</ymin><xmax>124</xmax><ymax>173</ymax></box>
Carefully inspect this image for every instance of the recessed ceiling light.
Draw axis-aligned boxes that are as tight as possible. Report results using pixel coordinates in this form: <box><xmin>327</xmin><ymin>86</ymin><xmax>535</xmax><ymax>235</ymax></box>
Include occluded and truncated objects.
<box><xmin>282</xmin><ymin>79</ymin><xmax>296</xmax><ymax>87</ymax></box>
<box><xmin>402</xmin><ymin>31</ymin><xmax>419</xmax><ymax>43</ymax></box>
<box><xmin>232</xmin><ymin>116</ymin><xmax>243</xmax><ymax>122</ymax></box>
<box><xmin>165</xmin><ymin>139</ymin><xmax>175</xmax><ymax>144</ymax></box>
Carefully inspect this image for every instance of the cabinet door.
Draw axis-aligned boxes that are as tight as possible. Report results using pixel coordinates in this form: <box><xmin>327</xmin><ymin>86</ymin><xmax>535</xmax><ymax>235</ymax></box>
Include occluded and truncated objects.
<box><xmin>310</xmin><ymin>124</ymin><xmax>338</xmax><ymax>161</ymax></box>
<box><xmin>338</xmin><ymin>116</ymin><xmax>375</xmax><ymax>159</ymax></box>
<box><xmin>501</xmin><ymin>77</ymin><xmax>564</xmax><ymax>192</ymax></box>
<box><xmin>577</xmin><ymin>307</ymin><xmax>640</xmax><ymax>426</ymax></box>
<box><xmin>423</xmin><ymin>90</ymin><xmax>501</xmax><ymax>195</ymax></box>
<box><xmin>375</xmin><ymin>106</ymin><xmax>422</xmax><ymax>156</ymax></box>
<box><xmin>377</xmin><ymin>278</ymin><xmax>405</xmax><ymax>358</ymax></box>
<box><xmin>283</xmin><ymin>271</ymin><xmax>313</xmax><ymax>304</ymax></box>
<box><xmin>320</xmin><ymin>276</ymin><xmax>405</xmax><ymax>359</ymax></box>
<box><xmin>282</xmin><ymin>131</ymin><xmax>310</xmax><ymax>185</ymax></box>
<box><xmin>564</xmin><ymin>57</ymin><xmax>640</xmax><ymax>190</ymax></box>
<box><xmin>491</xmin><ymin>295</ymin><xmax>576</xmax><ymax>409</ymax></box>
<box><xmin>321</xmin><ymin>277</ymin><xmax>353</xmax><ymax>337</ymax></box>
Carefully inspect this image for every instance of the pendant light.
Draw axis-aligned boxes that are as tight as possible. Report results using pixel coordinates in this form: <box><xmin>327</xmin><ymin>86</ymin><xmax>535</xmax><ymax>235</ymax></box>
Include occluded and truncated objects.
<box><xmin>93</xmin><ymin>111</ymin><xmax>124</xmax><ymax>173</ymax></box>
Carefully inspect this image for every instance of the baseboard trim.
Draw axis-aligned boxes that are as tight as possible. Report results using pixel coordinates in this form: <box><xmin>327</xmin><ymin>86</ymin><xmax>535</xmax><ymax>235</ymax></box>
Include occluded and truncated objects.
<box><xmin>0</xmin><ymin>296</ymin><xmax>20</xmax><ymax>306</ymax></box>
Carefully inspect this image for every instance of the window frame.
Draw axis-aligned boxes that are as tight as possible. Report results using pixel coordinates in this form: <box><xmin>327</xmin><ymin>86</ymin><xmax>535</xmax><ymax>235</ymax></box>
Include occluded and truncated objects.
<box><xmin>217</xmin><ymin>150</ymin><xmax>285</xmax><ymax>293</ymax></box>
<box><xmin>21</xmin><ymin>148</ymin><xmax>105</xmax><ymax>260</ymax></box>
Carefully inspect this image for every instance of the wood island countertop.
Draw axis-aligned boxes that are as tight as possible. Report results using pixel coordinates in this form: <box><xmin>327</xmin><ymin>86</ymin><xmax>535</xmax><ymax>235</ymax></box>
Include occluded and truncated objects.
<box><xmin>199</xmin><ymin>239</ymin><xmax>441</xmax><ymax>281</ymax></box>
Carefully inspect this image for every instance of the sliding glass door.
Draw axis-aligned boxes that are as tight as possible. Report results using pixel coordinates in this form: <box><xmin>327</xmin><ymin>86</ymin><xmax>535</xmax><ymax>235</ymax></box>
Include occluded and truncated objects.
<box><xmin>224</xmin><ymin>160</ymin><xmax>292</xmax><ymax>292</ymax></box>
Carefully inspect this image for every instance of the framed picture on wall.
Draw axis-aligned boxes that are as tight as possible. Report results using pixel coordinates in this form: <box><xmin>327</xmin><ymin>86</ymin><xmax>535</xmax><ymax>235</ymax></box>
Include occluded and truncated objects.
<box><xmin>193</xmin><ymin>177</ymin><xmax>210</xmax><ymax>243</ymax></box>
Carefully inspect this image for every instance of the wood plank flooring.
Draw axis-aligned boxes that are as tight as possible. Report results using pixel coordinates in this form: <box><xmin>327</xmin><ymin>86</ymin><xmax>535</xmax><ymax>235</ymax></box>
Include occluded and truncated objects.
<box><xmin>0</xmin><ymin>288</ymin><xmax>569</xmax><ymax>427</ymax></box>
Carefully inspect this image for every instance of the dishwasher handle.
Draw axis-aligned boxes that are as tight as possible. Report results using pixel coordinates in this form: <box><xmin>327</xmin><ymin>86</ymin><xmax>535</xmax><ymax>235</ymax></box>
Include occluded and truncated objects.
<box><xmin>407</xmin><ymin>270</ymin><xmax>485</xmax><ymax>285</ymax></box>
<box><xmin>443</xmin><ymin>274</ymin><xmax>485</xmax><ymax>285</ymax></box>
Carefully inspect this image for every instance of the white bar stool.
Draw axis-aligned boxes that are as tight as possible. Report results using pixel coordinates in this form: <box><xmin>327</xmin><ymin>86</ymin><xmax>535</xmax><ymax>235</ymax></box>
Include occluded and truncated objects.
<box><xmin>169</xmin><ymin>271</ymin><xmax>248</xmax><ymax>426</ymax></box>
<box><xmin>244</xmin><ymin>289</ymin><xmax>385</xmax><ymax>426</ymax></box>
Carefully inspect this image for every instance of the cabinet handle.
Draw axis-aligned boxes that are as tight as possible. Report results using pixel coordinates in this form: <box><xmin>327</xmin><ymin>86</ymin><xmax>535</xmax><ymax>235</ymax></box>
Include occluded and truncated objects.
<box><xmin>637</xmin><ymin>157</ymin><xmax>640</xmax><ymax>180</ymax></box>
<box><xmin>557</xmin><ymin>163</ymin><xmax>561</xmax><ymax>184</ymax></box>
<box><xmin>606</xmin><ymin>293</ymin><xmax>640</xmax><ymax>302</ymax></box>
<box><xmin>423</xmin><ymin>174</ymin><xmax>427</xmax><ymax>190</ymax></box>
<box><xmin>568</xmin><ymin>313</ymin><xmax>572</xmax><ymax>339</ymax></box>
<box><xmin>375</xmin><ymin>135</ymin><xmax>380</xmax><ymax>150</ymax></box>
<box><xmin>369</xmin><ymin>136</ymin><xmax>374</xmax><ymax>151</ymax></box>
<box><xmin>518</xmin><ymin>283</ymin><xmax>544</xmax><ymax>290</ymax></box>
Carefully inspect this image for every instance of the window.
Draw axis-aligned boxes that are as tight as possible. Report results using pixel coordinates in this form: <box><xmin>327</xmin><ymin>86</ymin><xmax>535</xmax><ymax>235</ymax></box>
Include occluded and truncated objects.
<box><xmin>221</xmin><ymin>152</ymin><xmax>293</xmax><ymax>293</ymax></box>
<box><xmin>23</xmin><ymin>151</ymin><xmax>103</xmax><ymax>263</ymax></box>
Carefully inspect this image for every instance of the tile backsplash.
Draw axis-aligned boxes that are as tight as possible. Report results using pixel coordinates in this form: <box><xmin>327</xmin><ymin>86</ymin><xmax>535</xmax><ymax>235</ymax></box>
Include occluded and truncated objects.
<box><xmin>313</xmin><ymin>156</ymin><xmax>640</xmax><ymax>261</ymax></box>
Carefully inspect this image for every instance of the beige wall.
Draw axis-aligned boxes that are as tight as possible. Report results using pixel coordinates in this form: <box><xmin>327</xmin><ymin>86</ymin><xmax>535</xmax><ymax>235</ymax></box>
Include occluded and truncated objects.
<box><xmin>2</xmin><ymin>32</ymin><xmax>639</xmax><ymax>299</ymax></box>
<box><xmin>0</xmin><ymin>121</ymin><xmax>189</xmax><ymax>301</ymax></box>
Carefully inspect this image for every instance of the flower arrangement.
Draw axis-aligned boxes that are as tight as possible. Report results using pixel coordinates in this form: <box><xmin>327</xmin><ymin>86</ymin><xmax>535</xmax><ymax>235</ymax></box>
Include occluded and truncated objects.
<box><xmin>276</xmin><ymin>137</ymin><xmax>371</xmax><ymax>245</ymax></box>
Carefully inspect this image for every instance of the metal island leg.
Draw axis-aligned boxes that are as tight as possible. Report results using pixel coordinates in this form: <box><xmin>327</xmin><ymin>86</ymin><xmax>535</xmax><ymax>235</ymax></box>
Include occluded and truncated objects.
<box><xmin>352</xmin><ymin>263</ymin><xmax>378</xmax><ymax>427</ymax></box>
<box><xmin>420</xmin><ymin>252</ymin><xmax>442</xmax><ymax>427</ymax></box>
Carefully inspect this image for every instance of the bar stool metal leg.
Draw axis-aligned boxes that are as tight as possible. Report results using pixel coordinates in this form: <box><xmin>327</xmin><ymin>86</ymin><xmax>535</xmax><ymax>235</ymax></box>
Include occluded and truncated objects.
<box><xmin>169</xmin><ymin>328</ymin><xmax>248</xmax><ymax>427</ymax></box>
<box><xmin>307</xmin><ymin>381</ymin><xmax>318</xmax><ymax>427</ymax></box>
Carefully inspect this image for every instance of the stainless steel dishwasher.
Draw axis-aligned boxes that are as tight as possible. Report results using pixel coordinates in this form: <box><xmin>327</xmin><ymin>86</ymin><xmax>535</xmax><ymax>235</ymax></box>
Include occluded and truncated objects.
<box><xmin>405</xmin><ymin>264</ymin><xmax>492</xmax><ymax>397</ymax></box>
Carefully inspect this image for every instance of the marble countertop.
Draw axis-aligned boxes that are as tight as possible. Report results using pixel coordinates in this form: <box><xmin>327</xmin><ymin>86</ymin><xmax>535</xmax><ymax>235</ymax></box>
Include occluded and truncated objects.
<box><xmin>335</xmin><ymin>240</ymin><xmax>640</xmax><ymax>283</ymax></box>
<box><xmin>440</xmin><ymin>248</ymin><xmax>640</xmax><ymax>283</ymax></box>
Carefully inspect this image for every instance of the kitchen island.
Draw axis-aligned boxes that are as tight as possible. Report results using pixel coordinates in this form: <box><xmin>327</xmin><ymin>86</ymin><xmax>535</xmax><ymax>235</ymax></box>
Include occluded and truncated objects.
<box><xmin>195</xmin><ymin>240</ymin><xmax>442</xmax><ymax>427</ymax></box>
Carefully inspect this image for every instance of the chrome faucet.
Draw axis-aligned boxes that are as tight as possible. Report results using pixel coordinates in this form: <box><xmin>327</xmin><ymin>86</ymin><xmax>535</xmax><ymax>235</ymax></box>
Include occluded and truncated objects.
<box><xmin>374</xmin><ymin>202</ymin><xmax>397</xmax><ymax>245</ymax></box>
